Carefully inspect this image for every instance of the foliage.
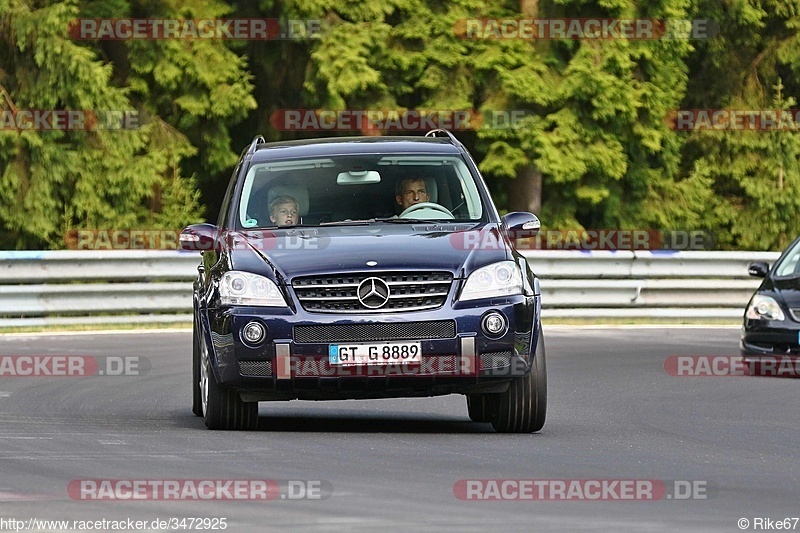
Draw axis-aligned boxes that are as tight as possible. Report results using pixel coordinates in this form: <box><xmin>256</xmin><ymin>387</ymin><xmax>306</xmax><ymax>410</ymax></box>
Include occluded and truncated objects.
<box><xmin>0</xmin><ymin>0</ymin><xmax>254</xmax><ymax>248</ymax></box>
<box><xmin>1</xmin><ymin>0</ymin><xmax>799</xmax><ymax>250</ymax></box>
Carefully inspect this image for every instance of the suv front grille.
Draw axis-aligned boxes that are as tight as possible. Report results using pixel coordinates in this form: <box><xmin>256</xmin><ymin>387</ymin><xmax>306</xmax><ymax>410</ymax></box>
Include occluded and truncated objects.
<box><xmin>790</xmin><ymin>309</ymin><xmax>800</xmax><ymax>322</ymax></box>
<box><xmin>292</xmin><ymin>271</ymin><xmax>453</xmax><ymax>313</ymax></box>
<box><xmin>294</xmin><ymin>320</ymin><xmax>456</xmax><ymax>343</ymax></box>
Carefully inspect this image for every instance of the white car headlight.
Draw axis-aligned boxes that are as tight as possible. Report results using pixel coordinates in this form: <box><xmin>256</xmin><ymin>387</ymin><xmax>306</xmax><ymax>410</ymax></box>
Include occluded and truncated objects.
<box><xmin>459</xmin><ymin>261</ymin><xmax>523</xmax><ymax>301</ymax></box>
<box><xmin>220</xmin><ymin>271</ymin><xmax>287</xmax><ymax>307</ymax></box>
<box><xmin>745</xmin><ymin>294</ymin><xmax>785</xmax><ymax>321</ymax></box>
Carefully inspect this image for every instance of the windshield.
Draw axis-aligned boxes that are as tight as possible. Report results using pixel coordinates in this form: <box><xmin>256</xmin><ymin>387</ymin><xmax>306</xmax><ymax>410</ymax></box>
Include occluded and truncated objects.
<box><xmin>773</xmin><ymin>238</ymin><xmax>800</xmax><ymax>277</ymax></box>
<box><xmin>237</xmin><ymin>154</ymin><xmax>485</xmax><ymax>228</ymax></box>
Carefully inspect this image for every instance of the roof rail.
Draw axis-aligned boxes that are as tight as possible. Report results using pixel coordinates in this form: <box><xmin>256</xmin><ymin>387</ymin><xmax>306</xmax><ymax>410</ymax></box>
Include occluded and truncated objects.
<box><xmin>424</xmin><ymin>129</ymin><xmax>460</xmax><ymax>145</ymax></box>
<box><xmin>246</xmin><ymin>135</ymin><xmax>266</xmax><ymax>155</ymax></box>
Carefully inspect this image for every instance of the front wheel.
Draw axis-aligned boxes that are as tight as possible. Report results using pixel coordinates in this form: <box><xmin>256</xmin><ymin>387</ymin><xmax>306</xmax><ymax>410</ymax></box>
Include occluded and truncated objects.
<box><xmin>201</xmin><ymin>346</ymin><xmax>258</xmax><ymax>430</ymax></box>
<box><xmin>192</xmin><ymin>318</ymin><xmax>203</xmax><ymax>416</ymax></box>
<box><xmin>488</xmin><ymin>332</ymin><xmax>547</xmax><ymax>433</ymax></box>
<box><xmin>466</xmin><ymin>394</ymin><xmax>491</xmax><ymax>422</ymax></box>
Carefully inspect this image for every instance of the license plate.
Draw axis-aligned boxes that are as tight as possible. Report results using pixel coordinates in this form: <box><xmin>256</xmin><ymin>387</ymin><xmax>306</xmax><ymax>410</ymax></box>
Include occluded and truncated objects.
<box><xmin>329</xmin><ymin>342</ymin><xmax>422</xmax><ymax>365</ymax></box>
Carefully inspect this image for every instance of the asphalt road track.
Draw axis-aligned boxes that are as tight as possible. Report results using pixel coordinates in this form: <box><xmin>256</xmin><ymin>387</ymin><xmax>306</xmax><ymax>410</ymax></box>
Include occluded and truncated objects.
<box><xmin>0</xmin><ymin>327</ymin><xmax>797</xmax><ymax>532</ymax></box>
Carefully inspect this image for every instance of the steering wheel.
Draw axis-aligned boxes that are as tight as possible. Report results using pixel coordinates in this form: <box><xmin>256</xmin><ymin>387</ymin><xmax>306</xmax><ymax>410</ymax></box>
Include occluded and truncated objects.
<box><xmin>399</xmin><ymin>202</ymin><xmax>454</xmax><ymax>219</ymax></box>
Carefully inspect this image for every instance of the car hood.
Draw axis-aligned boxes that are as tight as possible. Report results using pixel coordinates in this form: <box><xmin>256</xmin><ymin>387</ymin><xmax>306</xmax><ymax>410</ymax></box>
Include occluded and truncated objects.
<box><xmin>768</xmin><ymin>277</ymin><xmax>800</xmax><ymax>308</ymax></box>
<box><xmin>227</xmin><ymin>223</ymin><xmax>510</xmax><ymax>283</ymax></box>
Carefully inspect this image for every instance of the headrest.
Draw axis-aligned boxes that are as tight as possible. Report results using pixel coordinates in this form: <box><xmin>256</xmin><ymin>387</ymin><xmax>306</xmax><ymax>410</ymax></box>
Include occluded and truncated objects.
<box><xmin>424</xmin><ymin>177</ymin><xmax>438</xmax><ymax>203</ymax></box>
<box><xmin>267</xmin><ymin>185</ymin><xmax>309</xmax><ymax>216</ymax></box>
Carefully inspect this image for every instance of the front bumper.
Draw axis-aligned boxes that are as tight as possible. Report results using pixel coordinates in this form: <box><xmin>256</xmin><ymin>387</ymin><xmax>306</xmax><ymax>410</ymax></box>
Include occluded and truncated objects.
<box><xmin>200</xmin><ymin>295</ymin><xmax>540</xmax><ymax>401</ymax></box>
<box><xmin>741</xmin><ymin>317</ymin><xmax>800</xmax><ymax>356</ymax></box>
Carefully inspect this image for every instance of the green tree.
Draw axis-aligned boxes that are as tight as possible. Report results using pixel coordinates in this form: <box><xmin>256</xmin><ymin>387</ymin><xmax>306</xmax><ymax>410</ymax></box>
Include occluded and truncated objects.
<box><xmin>0</xmin><ymin>0</ymin><xmax>255</xmax><ymax>249</ymax></box>
<box><xmin>679</xmin><ymin>0</ymin><xmax>800</xmax><ymax>250</ymax></box>
<box><xmin>275</xmin><ymin>0</ymin><xmax>700</xmax><ymax>236</ymax></box>
<box><xmin>478</xmin><ymin>0</ymin><xmax>696</xmax><ymax>234</ymax></box>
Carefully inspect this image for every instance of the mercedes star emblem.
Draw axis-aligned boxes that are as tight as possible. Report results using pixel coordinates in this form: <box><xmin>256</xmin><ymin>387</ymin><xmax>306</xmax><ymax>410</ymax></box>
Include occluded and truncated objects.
<box><xmin>357</xmin><ymin>277</ymin><xmax>390</xmax><ymax>309</ymax></box>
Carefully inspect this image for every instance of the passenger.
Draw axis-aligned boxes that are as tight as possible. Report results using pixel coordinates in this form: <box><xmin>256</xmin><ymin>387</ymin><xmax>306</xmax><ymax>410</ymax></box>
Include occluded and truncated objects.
<box><xmin>269</xmin><ymin>195</ymin><xmax>299</xmax><ymax>226</ymax></box>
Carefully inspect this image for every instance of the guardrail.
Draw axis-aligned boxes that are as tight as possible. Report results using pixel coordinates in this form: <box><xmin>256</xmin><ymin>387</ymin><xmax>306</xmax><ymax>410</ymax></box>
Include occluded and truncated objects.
<box><xmin>522</xmin><ymin>250</ymin><xmax>780</xmax><ymax>319</ymax></box>
<box><xmin>0</xmin><ymin>251</ymin><xmax>198</xmax><ymax>327</ymax></box>
<box><xmin>0</xmin><ymin>250</ymin><xmax>781</xmax><ymax>326</ymax></box>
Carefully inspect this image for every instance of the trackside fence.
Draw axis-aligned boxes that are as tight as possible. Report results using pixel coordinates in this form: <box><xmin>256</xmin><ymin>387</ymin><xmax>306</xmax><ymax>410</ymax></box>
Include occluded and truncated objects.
<box><xmin>0</xmin><ymin>250</ymin><xmax>781</xmax><ymax>327</ymax></box>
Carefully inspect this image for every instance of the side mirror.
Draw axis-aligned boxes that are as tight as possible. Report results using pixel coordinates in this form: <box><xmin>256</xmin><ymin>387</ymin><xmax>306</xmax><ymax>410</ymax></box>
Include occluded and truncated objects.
<box><xmin>748</xmin><ymin>261</ymin><xmax>770</xmax><ymax>278</ymax></box>
<box><xmin>179</xmin><ymin>224</ymin><xmax>219</xmax><ymax>251</ymax></box>
<box><xmin>502</xmin><ymin>212</ymin><xmax>540</xmax><ymax>238</ymax></box>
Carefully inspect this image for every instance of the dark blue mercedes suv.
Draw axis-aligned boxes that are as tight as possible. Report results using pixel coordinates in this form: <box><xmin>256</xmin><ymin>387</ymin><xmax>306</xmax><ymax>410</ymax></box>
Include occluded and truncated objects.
<box><xmin>181</xmin><ymin>130</ymin><xmax>546</xmax><ymax>432</ymax></box>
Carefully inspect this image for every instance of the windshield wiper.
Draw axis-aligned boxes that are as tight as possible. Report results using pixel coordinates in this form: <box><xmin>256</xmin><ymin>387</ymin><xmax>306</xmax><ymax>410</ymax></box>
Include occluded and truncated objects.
<box><xmin>318</xmin><ymin>220</ymin><xmax>371</xmax><ymax>226</ymax></box>
<box><xmin>253</xmin><ymin>224</ymin><xmax>317</xmax><ymax>230</ymax></box>
<box><xmin>371</xmin><ymin>217</ymin><xmax>429</xmax><ymax>223</ymax></box>
<box><xmin>371</xmin><ymin>218</ymin><xmax>480</xmax><ymax>226</ymax></box>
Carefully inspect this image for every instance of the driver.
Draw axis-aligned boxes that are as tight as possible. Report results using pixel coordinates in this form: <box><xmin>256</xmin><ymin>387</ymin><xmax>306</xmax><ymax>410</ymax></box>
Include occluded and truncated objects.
<box><xmin>395</xmin><ymin>177</ymin><xmax>429</xmax><ymax>212</ymax></box>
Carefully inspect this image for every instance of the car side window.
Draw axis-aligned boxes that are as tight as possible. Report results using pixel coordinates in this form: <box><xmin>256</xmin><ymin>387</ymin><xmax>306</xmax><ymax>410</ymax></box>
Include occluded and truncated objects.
<box><xmin>775</xmin><ymin>246</ymin><xmax>800</xmax><ymax>276</ymax></box>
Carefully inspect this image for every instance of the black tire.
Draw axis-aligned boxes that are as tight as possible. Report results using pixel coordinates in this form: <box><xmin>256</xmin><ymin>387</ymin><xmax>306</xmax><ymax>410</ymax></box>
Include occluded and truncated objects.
<box><xmin>488</xmin><ymin>332</ymin><xmax>547</xmax><ymax>433</ymax></box>
<box><xmin>202</xmin><ymin>351</ymin><xmax>258</xmax><ymax>431</ymax></box>
<box><xmin>191</xmin><ymin>317</ymin><xmax>203</xmax><ymax>417</ymax></box>
<box><xmin>466</xmin><ymin>394</ymin><xmax>491</xmax><ymax>423</ymax></box>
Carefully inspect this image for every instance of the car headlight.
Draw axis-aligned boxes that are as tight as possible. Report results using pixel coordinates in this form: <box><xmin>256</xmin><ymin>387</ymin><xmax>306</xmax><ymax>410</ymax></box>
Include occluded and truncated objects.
<box><xmin>459</xmin><ymin>261</ymin><xmax>523</xmax><ymax>301</ymax></box>
<box><xmin>745</xmin><ymin>294</ymin><xmax>785</xmax><ymax>321</ymax></box>
<box><xmin>219</xmin><ymin>271</ymin><xmax>287</xmax><ymax>307</ymax></box>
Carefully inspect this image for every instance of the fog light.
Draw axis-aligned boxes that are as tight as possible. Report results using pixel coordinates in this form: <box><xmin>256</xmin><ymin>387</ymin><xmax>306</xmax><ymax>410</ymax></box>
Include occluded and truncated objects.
<box><xmin>242</xmin><ymin>321</ymin><xmax>266</xmax><ymax>345</ymax></box>
<box><xmin>482</xmin><ymin>312</ymin><xmax>507</xmax><ymax>337</ymax></box>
